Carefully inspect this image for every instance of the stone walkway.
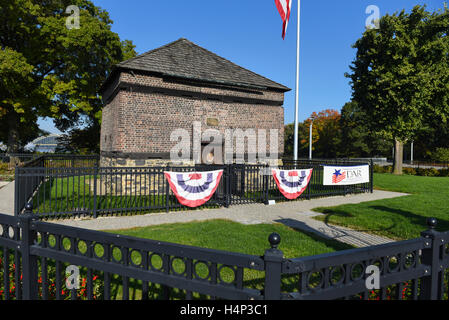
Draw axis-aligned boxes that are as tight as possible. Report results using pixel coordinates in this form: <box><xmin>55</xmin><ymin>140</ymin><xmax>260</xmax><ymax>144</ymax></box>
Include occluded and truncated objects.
<box><xmin>0</xmin><ymin>180</ymin><xmax>408</xmax><ymax>247</ymax></box>
<box><xmin>0</xmin><ymin>181</ymin><xmax>14</xmax><ymax>215</ymax></box>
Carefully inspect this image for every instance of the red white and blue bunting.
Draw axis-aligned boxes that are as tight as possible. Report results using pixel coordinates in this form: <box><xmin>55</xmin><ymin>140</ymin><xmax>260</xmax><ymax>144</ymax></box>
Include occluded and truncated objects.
<box><xmin>164</xmin><ymin>170</ymin><xmax>223</xmax><ymax>208</ymax></box>
<box><xmin>272</xmin><ymin>169</ymin><xmax>313</xmax><ymax>200</ymax></box>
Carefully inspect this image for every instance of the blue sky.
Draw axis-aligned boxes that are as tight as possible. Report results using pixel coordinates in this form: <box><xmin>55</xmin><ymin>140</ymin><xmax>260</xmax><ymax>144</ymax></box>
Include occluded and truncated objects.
<box><xmin>39</xmin><ymin>0</ymin><xmax>446</xmax><ymax>134</ymax></box>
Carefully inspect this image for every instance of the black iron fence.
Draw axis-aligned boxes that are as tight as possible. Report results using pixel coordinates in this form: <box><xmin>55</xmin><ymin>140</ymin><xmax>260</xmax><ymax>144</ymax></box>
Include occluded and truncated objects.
<box><xmin>0</xmin><ymin>207</ymin><xmax>448</xmax><ymax>300</ymax></box>
<box><xmin>0</xmin><ymin>153</ymin><xmax>41</xmax><ymax>164</ymax></box>
<box><xmin>14</xmin><ymin>155</ymin><xmax>100</xmax><ymax>218</ymax></box>
<box><xmin>14</xmin><ymin>155</ymin><xmax>373</xmax><ymax>219</ymax></box>
<box><xmin>281</xmin><ymin>220</ymin><xmax>449</xmax><ymax>300</ymax></box>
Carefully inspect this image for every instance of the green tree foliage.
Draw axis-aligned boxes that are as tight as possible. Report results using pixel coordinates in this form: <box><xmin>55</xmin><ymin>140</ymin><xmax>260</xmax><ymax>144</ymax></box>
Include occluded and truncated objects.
<box><xmin>346</xmin><ymin>5</ymin><xmax>449</xmax><ymax>174</ymax></box>
<box><xmin>339</xmin><ymin>101</ymin><xmax>391</xmax><ymax>158</ymax></box>
<box><xmin>0</xmin><ymin>0</ymin><xmax>137</xmax><ymax>153</ymax></box>
<box><xmin>55</xmin><ymin>124</ymin><xmax>99</xmax><ymax>154</ymax></box>
<box><xmin>283</xmin><ymin>122</ymin><xmax>307</xmax><ymax>158</ymax></box>
<box><xmin>284</xmin><ymin>105</ymin><xmax>400</xmax><ymax>160</ymax></box>
<box><xmin>432</xmin><ymin>148</ymin><xmax>449</xmax><ymax>162</ymax></box>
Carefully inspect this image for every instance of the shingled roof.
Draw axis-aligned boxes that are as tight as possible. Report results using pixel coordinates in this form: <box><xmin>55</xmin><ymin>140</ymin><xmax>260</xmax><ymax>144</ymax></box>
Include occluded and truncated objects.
<box><xmin>108</xmin><ymin>38</ymin><xmax>290</xmax><ymax>92</ymax></box>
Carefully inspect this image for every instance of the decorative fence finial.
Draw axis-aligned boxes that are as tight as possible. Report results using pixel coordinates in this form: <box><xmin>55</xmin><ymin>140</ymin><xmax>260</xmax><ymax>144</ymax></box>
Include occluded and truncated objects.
<box><xmin>268</xmin><ymin>233</ymin><xmax>281</xmax><ymax>249</ymax></box>
<box><xmin>25</xmin><ymin>203</ymin><xmax>33</xmax><ymax>213</ymax></box>
<box><xmin>427</xmin><ymin>217</ymin><xmax>437</xmax><ymax>230</ymax></box>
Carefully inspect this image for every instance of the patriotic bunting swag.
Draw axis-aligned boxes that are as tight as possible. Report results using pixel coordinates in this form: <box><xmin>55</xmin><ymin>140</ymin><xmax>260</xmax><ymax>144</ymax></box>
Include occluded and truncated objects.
<box><xmin>272</xmin><ymin>169</ymin><xmax>313</xmax><ymax>200</ymax></box>
<box><xmin>164</xmin><ymin>170</ymin><xmax>223</xmax><ymax>208</ymax></box>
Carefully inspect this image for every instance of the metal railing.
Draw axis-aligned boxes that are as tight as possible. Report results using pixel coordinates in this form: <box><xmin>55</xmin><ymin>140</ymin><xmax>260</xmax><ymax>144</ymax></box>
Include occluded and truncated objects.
<box><xmin>0</xmin><ymin>208</ymin><xmax>448</xmax><ymax>300</ymax></box>
<box><xmin>14</xmin><ymin>155</ymin><xmax>373</xmax><ymax>219</ymax></box>
<box><xmin>0</xmin><ymin>153</ymin><xmax>41</xmax><ymax>164</ymax></box>
<box><xmin>14</xmin><ymin>155</ymin><xmax>99</xmax><ymax>217</ymax></box>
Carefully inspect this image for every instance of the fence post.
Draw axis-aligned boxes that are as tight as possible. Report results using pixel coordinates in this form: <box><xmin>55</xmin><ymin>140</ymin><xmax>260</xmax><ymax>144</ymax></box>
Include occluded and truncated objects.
<box><xmin>166</xmin><ymin>165</ymin><xmax>170</xmax><ymax>213</ymax></box>
<box><xmin>241</xmin><ymin>165</ymin><xmax>246</xmax><ymax>197</ymax></box>
<box><xmin>14</xmin><ymin>166</ymin><xmax>19</xmax><ymax>216</ymax></box>
<box><xmin>225</xmin><ymin>165</ymin><xmax>230</xmax><ymax>208</ymax></box>
<box><xmin>92</xmin><ymin>165</ymin><xmax>98</xmax><ymax>219</ymax></box>
<box><xmin>263</xmin><ymin>233</ymin><xmax>283</xmax><ymax>300</ymax></box>
<box><xmin>263</xmin><ymin>164</ymin><xmax>269</xmax><ymax>205</ymax></box>
<box><xmin>419</xmin><ymin>217</ymin><xmax>444</xmax><ymax>300</ymax></box>
<box><xmin>20</xmin><ymin>203</ymin><xmax>39</xmax><ymax>300</ymax></box>
<box><xmin>370</xmin><ymin>159</ymin><xmax>374</xmax><ymax>193</ymax></box>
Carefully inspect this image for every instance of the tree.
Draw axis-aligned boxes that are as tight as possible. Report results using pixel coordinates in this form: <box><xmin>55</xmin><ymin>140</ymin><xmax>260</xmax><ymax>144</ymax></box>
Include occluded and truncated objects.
<box><xmin>55</xmin><ymin>124</ymin><xmax>99</xmax><ymax>154</ymax></box>
<box><xmin>347</xmin><ymin>5</ymin><xmax>449</xmax><ymax>174</ymax></box>
<box><xmin>283</xmin><ymin>122</ymin><xmax>307</xmax><ymax>158</ymax></box>
<box><xmin>339</xmin><ymin>101</ymin><xmax>391</xmax><ymax>158</ymax></box>
<box><xmin>0</xmin><ymin>0</ymin><xmax>137</xmax><ymax>153</ymax></box>
<box><xmin>302</xmin><ymin>109</ymin><xmax>342</xmax><ymax>159</ymax></box>
<box><xmin>284</xmin><ymin>109</ymin><xmax>342</xmax><ymax>159</ymax></box>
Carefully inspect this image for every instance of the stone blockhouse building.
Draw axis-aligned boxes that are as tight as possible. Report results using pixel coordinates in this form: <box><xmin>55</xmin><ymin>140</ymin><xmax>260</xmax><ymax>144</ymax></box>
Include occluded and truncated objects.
<box><xmin>100</xmin><ymin>38</ymin><xmax>290</xmax><ymax>167</ymax></box>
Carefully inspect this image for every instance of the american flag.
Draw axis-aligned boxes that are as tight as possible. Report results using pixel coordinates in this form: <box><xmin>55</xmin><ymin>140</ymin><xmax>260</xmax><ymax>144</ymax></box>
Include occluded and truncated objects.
<box><xmin>275</xmin><ymin>0</ymin><xmax>292</xmax><ymax>39</ymax></box>
<box><xmin>332</xmin><ymin>170</ymin><xmax>346</xmax><ymax>184</ymax></box>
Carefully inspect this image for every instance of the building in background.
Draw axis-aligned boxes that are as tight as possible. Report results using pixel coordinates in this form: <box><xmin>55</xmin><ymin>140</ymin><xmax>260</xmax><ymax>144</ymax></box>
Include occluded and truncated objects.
<box><xmin>30</xmin><ymin>134</ymin><xmax>62</xmax><ymax>153</ymax></box>
<box><xmin>100</xmin><ymin>38</ymin><xmax>290</xmax><ymax>167</ymax></box>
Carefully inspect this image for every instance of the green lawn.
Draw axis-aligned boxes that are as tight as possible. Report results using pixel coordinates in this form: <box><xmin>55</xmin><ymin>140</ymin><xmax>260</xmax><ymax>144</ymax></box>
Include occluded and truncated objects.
<box><xmin>111</xmin><ymin>219</ymin><xmax>352</xmax><ymax>258</ymax></box>
<box><xmin>101</xmin><ymin>219</ymin><xmax>353</xmax><ymax>299</ymax></box>
<box><xmin>313</xmin><ymin>173</ymin><xmax>449</xmax><ymax>240</ymax></box>
<box><xmin>32</xmin><ymin>176</ymin><xmax>221</xmax><ymax>216</ymax></box>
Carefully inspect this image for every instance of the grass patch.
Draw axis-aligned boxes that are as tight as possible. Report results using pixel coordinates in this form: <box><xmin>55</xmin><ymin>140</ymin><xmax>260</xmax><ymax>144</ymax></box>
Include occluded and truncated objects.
<box><xmin>313</xmin><ymin>173</ymin><xmax>449</xmax><ymax>240</ymax></box>
<box><xmin>110</xmin><ymin>219</ymin><xmax>353</xmax><ymax>258</ymax></box>
<box><xmin>100</xmin><ymin>219</ymin><xmax>353</xmax><ymax>299</ymax></box>
<box><xmin>32</xmin><ymin>176</ymin><xmax>221</xmax><ymax>217</ymax></box>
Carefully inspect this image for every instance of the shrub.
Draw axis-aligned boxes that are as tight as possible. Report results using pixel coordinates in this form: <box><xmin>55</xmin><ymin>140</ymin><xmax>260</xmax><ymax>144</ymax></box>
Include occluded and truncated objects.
<box><xmin>402</xmin><ymin>167</ymin><xmax>417</xmax><ymax>175</ymax></box>
<box><xmin>432</xmin><ymin>148</ymin><xmax>449</xmax><ymax>162</ymax></box>
<box><xmin>373</xmin><ymin>164</ymin><xmax>392</xmax><ymax>173</ymax></box>
<box><xmin>374</xmin><ymin>165</ymin><xmax>393</xmax><ymax>173</ymax></box>
<box><xmin>0</xmin><ymin>163</ymin><xmax>11</xmax><ymax>174</ymax></box>
<box><xmin>438</xmin><ymin>169</ymin><xmax>449</xmax><ymax>177</ymax></box>
<box><xmin>416</xmin><ymin>168</ymin><xmax>440</xmax><ymax>177</ymax></box>
<box><xmin>373</xmin><ymin>165</ymin><xmax>385</xmax><ymax>173</ymax></box>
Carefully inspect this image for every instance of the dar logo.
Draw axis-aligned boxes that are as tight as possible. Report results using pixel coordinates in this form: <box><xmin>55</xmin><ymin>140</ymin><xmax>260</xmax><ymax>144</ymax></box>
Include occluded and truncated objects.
<box><xmin>332</xmin><ymin>169</ymin><xmax>346</xmax><ymax>184</ymax></box>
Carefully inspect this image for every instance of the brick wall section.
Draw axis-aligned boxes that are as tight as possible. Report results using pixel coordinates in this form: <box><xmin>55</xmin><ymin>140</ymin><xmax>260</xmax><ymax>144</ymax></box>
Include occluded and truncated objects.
<box><xmin>100</xmin><ymin>71</ymin><xmax>285</xmax><ymax>161</ymax></box>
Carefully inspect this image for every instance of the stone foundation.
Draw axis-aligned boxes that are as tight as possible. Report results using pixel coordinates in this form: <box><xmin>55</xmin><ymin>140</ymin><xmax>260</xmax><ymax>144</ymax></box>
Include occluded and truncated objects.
<box><xmin>100</xmin><ymin>156</ymin><xmax>195</xmax><ymax>168</ymax></box>
<box><xmin>96</xmin><ymin>155</ymin><xmax>282</xmax><ymax>197</ymax></box>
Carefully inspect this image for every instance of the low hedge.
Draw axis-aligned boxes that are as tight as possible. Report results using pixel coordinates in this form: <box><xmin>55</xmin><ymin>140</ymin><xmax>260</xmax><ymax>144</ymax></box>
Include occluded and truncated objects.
<box><xmin>373</xmin><ymin>164</ymin><xmax>449</xmax><ymax>177</ymax></box>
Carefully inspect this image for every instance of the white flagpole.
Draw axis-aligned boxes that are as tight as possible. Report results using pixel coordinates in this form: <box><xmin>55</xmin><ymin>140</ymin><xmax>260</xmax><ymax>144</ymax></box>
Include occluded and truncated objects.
<box><xmin>293</xmin><ymin>0</ymin><xmax>301</xmax><ymax>161</ymax></box>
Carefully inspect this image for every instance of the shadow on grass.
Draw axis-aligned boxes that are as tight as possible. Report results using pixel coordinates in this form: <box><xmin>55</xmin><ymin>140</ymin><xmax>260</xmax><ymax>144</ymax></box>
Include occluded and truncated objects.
<box><xmin>274</xmin><ymin>218</ymin><xmax>354</xmax><ymax>252</ymax></box>
<box><xmin>315</xmin><ymin>207</ymin><xmax>398</xmax><ymax>235</ymax></box>
<box><xmin>316</xmin><ymin>204</ymin><xmax>449</xmax><ymax>236</ymax></box>
<box><xmin>275</xmin><ymin>218</ymin><xmax>381</xmax><ymax>249</ymax></box>
<box><xmin>368</xmin><ymin>205</ymin><xmax>449</xmax><ymax>233</ymax></box>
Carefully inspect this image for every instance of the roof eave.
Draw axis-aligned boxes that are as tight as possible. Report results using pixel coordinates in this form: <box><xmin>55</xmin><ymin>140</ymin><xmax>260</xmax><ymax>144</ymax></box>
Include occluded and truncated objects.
<box><xmin>102</xmin><ymin>65</ymin><xmax>291</xmax><ymax>94</ymax></box>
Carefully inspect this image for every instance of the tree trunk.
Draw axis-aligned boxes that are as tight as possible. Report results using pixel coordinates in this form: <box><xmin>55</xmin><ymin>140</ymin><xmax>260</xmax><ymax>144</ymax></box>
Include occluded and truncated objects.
<box><xmin>7</xmin><ymin>112</ymin><xmax>21</xmax><ymax>167</ymax></box>
<box><xmin>393</xmin><ymin>139</ymin><xmax>403</xmax><ymax>175</ymax></box>
<box><xmin>7</xmin><ymin>113</ymin><xmax>20</xmax><ymax>153</ymax></box>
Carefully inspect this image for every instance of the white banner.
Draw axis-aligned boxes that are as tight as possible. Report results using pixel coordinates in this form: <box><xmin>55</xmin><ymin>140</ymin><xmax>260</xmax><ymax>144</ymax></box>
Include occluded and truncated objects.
<box><xmin>323</xmin><ymin>165</ymin><xmax>370</xmax><ymax>186</ymax></box>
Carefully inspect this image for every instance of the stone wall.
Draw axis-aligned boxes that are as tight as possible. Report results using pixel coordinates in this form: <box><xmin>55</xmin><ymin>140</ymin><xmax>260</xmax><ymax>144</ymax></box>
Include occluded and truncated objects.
<box><xmin>100</xmin><ymin>70</ymin><xmax>285</xmax><ymax>163</ymax></box>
